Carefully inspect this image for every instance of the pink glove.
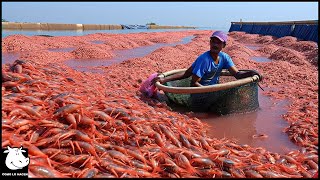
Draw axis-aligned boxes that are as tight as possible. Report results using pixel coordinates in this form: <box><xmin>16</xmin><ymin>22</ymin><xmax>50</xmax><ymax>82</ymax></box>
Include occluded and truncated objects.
<box><xmin>139</xmin><ymin>73</ymin><xmax>158</xmax><ymax>97</ymax></box>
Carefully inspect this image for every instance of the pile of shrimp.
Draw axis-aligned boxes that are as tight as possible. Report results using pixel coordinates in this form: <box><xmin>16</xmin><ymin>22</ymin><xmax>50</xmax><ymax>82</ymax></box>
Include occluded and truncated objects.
<box><xmin>2</xmin><ymin>58</ymin><xmax>318</xmax><ymax>178</ymax></box>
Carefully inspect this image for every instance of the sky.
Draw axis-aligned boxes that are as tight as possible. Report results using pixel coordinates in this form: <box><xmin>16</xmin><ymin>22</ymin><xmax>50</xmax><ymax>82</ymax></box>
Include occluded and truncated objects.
<box><xmin>2</xmin><ymin>2</ymin><xmax>318</xmax><ymax>30</ymax></box>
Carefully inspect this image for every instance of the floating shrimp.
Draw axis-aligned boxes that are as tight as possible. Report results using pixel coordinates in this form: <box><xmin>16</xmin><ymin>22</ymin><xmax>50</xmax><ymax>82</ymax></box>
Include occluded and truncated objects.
<box><xmin>252</xmin><ymin>134</ymin><xmax>269</xmax><ymax>139</ymax></box>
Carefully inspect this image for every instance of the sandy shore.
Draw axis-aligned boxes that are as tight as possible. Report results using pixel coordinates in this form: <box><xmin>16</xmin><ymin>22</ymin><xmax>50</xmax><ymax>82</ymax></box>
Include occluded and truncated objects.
<box><xmin>2</xmin><ymin>30</ymin><xmax>318</xmax><ymax>178</ymax></box>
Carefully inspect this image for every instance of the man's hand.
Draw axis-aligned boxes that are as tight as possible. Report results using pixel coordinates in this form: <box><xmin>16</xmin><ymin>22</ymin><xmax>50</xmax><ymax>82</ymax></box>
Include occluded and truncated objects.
<box><xmin>250</xmin><ymin>70</ymin><xmax>263</xmax><ymax>81</ymax></box>
<box><xmin>235</xmin><ymin>70</ymin><xmax>263</xmax><ymax>81</ymax></box>
<box><xmin>151</xmin><ymin>76</ymin><xmax>164</xmax><ymax>85</ymax></box>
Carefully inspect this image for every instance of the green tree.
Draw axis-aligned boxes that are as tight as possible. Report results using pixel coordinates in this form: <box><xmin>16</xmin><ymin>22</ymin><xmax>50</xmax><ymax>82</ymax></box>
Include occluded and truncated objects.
<box><xmin>2</xmin><ymin>19</ymin><xmax>9</xmax><ymax>22</ymax></box>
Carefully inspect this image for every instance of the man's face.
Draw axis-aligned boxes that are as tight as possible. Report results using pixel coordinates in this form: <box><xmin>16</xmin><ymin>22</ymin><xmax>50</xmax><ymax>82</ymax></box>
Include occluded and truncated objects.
<box><xmin>210</xmin><ymin>37</ymin><xmax>225</xmax><ymax>54</ymax></box>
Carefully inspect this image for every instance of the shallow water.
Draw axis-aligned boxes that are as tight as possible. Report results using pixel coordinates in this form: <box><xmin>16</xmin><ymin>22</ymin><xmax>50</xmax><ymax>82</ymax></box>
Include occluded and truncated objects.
<box><xmin>196</xmin><ymin>90</ymin><xmax>300</xmax><ymax>154</ymax></box>
<box><xmin>47</xmin><ymin>47</ymin><xmax>76</xmax><ymax>52</ymax></box>
<box><xmin>245</xmin><ymin>44</ymin><xmax>263</xmax><ymax>50</ymax></box>
<box><xmin>251</xmin><ymin>56</ymin><xmax>272</xmax><ymax>63</ymax></box>
<box><xmin>65</xmin><ymin>36</ymin><xmax>195</xmax><ymax>72</ymax></box>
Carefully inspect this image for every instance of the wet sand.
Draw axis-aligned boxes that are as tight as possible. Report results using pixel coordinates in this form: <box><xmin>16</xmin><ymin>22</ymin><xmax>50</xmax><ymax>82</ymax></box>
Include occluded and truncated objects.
<box><xmin>2</xmin><ymin>30</ymin><xmax>318</xmax><ymax>178</ymax></box>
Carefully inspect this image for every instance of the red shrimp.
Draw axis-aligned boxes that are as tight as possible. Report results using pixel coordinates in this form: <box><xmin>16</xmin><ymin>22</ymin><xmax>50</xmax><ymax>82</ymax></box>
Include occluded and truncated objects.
<box><xmin>55</xmin><ymin>165</ymin><xmax>82</xmax><ymax>178</ymax></box>
<box><xmin>107</xmin><ymin>150</ymin><xmax>132</xmax><ymax>165</ymax></box>
<box><xmin>244</xmin><ymin>169</ymin><xmax>263</xmax><ymax>178</ymax></box>
<box><xmin>307</xmin><ymin>160</ymin><xmax>318</xmax><ymax>171</ymax></box>
<box><xmin>29</xmin><ymin>164</ymin><xmax>68</xmax><ymax>178</ymax></box>
<box><xmin>283</xmin><ymin>155</ymin><xmax>305</xmax><ymax>169</ymax></box>
<box><xmin>74</xmin><ymin>141</ymin><xmax>99</xmax><ymax>158</ymax></box>
<box><xmin>131</xmin><ymin>160</ymin><xmax>153</xmax><ymax>171</ymax></box>
<box><xmin>29</xmin><ymin>128</ymin><xmax>46</xmax><ymax>143</ymax></box>
<box><xmin>77</xmin><ymin>168</ymin><xmax>98</xmax><ymax>178</ymax></box>
<box><xmin>259</xmin><ymin>170</ymin><xmax>287</xmax><ymax>178</ymax></box>
<box><xmin>148</xmin><ymin>156</ymin><xmax>162</xmax><ymax>173</ymax></box>
<box><xmin>41</xmin><ymin>148</ymin><xmax>62</xmax><ymax>158</ymax></box>
<box><xmin>129</xmin><ymin>124</ymin><xmax>141</xmax><ymax>134</ymax></box>
<box><xmin>2</xmin><ymin>81</ymin><xmax>20</xmax><ymax>87</ymax></box>
<box><xmin>23</xmin><ymin>96</ymin><xmax>44</xmax><ymax>105</ymax></box>
<box><xmin>65</xmin><ymin>113</ymin><xmax>77</xmax><ymax>129</ymax></box>
<box><xmin>10</xmin><ymin>119</ymin><xmax>36</xmax><ymax>129</ymax></box>
<box><xmin>198</xmin><ymin>137</ymin><xmax>212</xmax><ymax>151</ymax></box>
<box><xmin>190</xmin><ymin>157</ymin><xmax>215</xmax><ymax>168</ymax></box>
<box><xmin>99</xmin><ymin>160</ymin><xmax>136</xmax><ymax>178</ymax></box>
<box><xmin>180</xmin><ymin>149</ymin><xmax>203</xmax><ymax>159</ymax></box>
<box><xmin>187</xmin><ymin>135</ymin><xmax>200</xmax><ymax>147</ymax></box>
<box><xmin>209</xmin><ymin>148</ymin><xmax>230</xmax><ymax>160</ymax></box>
<box><xmin>57</xmin><ymin>129</ymin><xmax>92</xmax><ymax>145</ymax></box>
<box><xmin>15</xmin><ymin>104</ymin><xmax>42</xmax><ymax>118</ymax></box>
<box><xmin>127</xmin><ymin>149</ymin><xmax>148</xmax><ymax>165</ymax></box>
<box><xmin>163</xmin><ymin>158</ymin><xmax>187</xmax><ymax>175</ymax></box>
<box><xmin>16</xmin><ymin>124</ymin><xmax>33</xmax><ymax>134</ymax></box>
<box><xmin>53</xmin><ymin>104</ymin><xmax>80</xmax><ymax>117</ymax></box>
<box><xmin>159</xmin><ymin>124</ymin><xmax>182</xmax><ymax>148</ymax></box>
<box><xmin>92</xmin><ymin>110</ymin><xmax>114</xmax><ymax>122</ymax></box>
<box><xmin>153</xmin><ymin>131</ymin><xmax>165</xmax><ymax>147</ymax></box>
<box><xmin>179</xmin><ymin>133</ymin><xmax>191</xmax><ymax>148</ymax></box>
<box><xmin>135</xmin><ymin>169</ymin><xmax>161</xmax><ymax>178</ymax></box>
<box><xmin>230</xmin><ymin>168</ymin><xmax>246</xmax><ymax>178</ymax></box>
<box><xmin>78</xmin><ymin>115</ymin><xmax>95</xmax><ymax>129</ymax></box>
<box><xmin>174</xmin><ymin>153</ymin><xmax>200</xmax><ymax>176</ymax></box>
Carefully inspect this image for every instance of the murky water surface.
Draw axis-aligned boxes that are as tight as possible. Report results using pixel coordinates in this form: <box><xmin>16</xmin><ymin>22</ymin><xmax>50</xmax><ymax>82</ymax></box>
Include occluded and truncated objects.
<box><xmin>198</xmin><ymin>90</ymin><xmax>300</xmax><ymax>154</ymax></box>
<box><xmin>251</xmin><ymin>56</ymin><xmax>272</xmax><ymax>62</ymax></box>
<box><xmin>245</xmin><ymin>44</ymin><xmax>263</xmax><ymax>50</ymax></box>
<box><xmin>48</xmin><ymin>47</ymin><xmax>76</xmax><ymax>52</ymax></box>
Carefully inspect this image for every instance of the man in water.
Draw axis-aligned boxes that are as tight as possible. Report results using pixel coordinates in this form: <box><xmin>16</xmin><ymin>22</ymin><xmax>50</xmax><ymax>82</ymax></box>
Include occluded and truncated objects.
<box><xmin>153</xmin><ymin>31</ymin><xmax>262</xmax><ymax>111</ymax></box>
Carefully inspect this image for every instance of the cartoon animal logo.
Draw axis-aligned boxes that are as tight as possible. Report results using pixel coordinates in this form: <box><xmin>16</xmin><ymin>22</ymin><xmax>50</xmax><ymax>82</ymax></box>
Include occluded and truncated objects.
<box><xmin>3</xmin><ymin>146</ymin><xmax>30</xmax><ymax>170</ymax></box>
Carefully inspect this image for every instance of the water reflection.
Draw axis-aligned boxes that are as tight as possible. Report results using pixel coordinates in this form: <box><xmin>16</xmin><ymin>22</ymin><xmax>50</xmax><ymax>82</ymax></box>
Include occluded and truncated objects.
<box><xmin>251</xmin><ymin>56</ymin><xmax>272</xmax><ymax>63</ymax></box>
<box><xmin>48</xmin><ymin>47</ymin><xmax>76</xmax><ymax>52</ymax></box>
<box><xmin>245</xmin><ymin>44</ymin><xmax>263</xmax><ymax>50</ymax></box>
